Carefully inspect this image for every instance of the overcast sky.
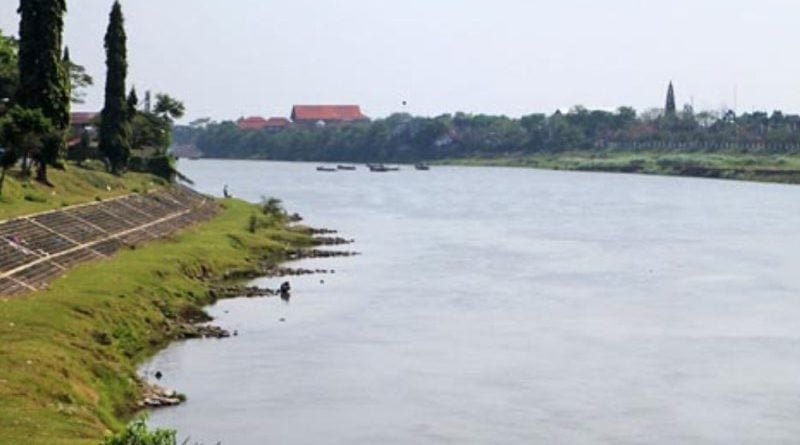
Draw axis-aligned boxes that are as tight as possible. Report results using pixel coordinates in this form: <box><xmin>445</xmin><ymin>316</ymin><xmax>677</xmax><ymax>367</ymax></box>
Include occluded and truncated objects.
<box><xmin>1</xmin><ymin>0</ymin><xmax>798</xmax><ymax>121</ymax></box>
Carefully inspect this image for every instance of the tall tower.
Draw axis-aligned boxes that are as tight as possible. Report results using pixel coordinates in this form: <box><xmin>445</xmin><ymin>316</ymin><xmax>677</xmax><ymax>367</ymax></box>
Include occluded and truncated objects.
<box><xmin>665</xmin><ymin>81</ymin><xmax>677</xmax><ymax>117</ymax></box>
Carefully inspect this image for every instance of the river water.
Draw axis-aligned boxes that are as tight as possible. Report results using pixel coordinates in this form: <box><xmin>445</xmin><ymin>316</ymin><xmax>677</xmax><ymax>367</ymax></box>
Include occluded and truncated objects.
<box><xmin>145</xmin><ymin>160</ymin><xmax>800</xmax><ymax>444</ymax></box>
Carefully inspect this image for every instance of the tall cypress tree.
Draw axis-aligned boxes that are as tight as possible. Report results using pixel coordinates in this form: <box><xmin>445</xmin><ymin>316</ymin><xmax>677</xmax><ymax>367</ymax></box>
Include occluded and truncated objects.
<box><xmin>16</xmin><ymin>0</ymin><xmax>69</xmax><ymax>182</ymax></box>
<box><xmin>99</xmin><ymin>1</ymin><xmax>131</xmax><ymax>174</ymax></box>
<box><xmin>62</xmin><ymin>46</ymin><xmax>72</xmax><ymax>107</ymax></box>
<box><xmin>665</xmin><ymin>81</ymin><xmax>677</xmax><ymax>117</ymax></box>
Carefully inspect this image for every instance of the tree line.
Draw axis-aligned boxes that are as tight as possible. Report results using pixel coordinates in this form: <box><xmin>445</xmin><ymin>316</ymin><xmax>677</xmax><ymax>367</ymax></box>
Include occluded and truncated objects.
<box><xmin>178</xmin><ymin>102</ymin><xmax>800</xmax><ymax>163</ymax></box>
<box><xmin>0</xmin><ymin>0</ymin><xmax>185</xmax><ymax>196</ymax></box>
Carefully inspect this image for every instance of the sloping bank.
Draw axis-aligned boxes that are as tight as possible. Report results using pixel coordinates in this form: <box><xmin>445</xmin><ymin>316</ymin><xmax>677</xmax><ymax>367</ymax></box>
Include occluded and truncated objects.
<box><xmin>0</xmin><ymin>195</ymin><xmax>314</xmax><ymax>445</ymax></box>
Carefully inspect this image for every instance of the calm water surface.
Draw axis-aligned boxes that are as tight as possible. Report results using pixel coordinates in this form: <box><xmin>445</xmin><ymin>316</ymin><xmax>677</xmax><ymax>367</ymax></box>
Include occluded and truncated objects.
<box><xmin>145</xmin><ymin>160</ymin><xmax>800</xmax><ymax>444</ymax></box>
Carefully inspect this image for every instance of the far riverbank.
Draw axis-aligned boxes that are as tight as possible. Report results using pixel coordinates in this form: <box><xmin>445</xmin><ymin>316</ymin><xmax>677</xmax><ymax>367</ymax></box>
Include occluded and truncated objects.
<box><xmin>440</xmin><ymin>152</ymin><xmax>800</xmax><ymax>185</ymax></box>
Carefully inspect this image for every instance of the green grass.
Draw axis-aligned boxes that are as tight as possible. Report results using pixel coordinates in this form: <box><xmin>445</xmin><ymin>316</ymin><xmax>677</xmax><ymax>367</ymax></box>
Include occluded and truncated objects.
<box><xmin>442</xmin><ymin>151</ymin><xmax>800</xmax><ymax>184</ymax></box>
<box><xmin>0</xmin><ymin>162</ymin><xmax>167</xmax><ymax>221</ymax></box>
<box><xmin>0</xmin><ymin>198</ymin><xmax>312</xmax><ymax>445</ymax></box>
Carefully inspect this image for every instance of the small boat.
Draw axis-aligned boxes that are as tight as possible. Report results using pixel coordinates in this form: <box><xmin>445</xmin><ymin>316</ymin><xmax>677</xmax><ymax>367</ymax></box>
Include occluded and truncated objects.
<box><xmin>337</xmin><ymin>165</ymin><xmax>357</xmax><ymax>171</ymax></box>
<box><xmin>367</xmin><ymin>163</ymin><xmax>387</xmax><ymax>172</ymax></box>
<box><xmin>367</xmin><ymin>163</ymin><xmax>399</xmax><ymax>172</ymax></box>
<box><xmin>316</xmin><ymin>166</ymin><xmax>337</xmax><ymax>172</ymax></box>
<box><xmin>414</xmin><ymin>163</ymin><xmax>430</xmax><ymax>171</ymax></box>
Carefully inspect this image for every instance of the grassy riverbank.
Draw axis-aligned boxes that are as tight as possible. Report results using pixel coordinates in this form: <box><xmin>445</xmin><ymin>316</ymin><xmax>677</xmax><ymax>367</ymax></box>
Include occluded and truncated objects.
<box><xmin>443</xmin><ymin>152</ymin><xmax>800</xmax><ymax>184</ymax></box>
<box><xmin>0</xmin><ymin>190</ymin><xmax>312</xmax><ymax>444</ymax></box>
<box><xmin>0</xmin><ymin>162</ymin><xmax>167</xmax><ymax>221</ymax></box>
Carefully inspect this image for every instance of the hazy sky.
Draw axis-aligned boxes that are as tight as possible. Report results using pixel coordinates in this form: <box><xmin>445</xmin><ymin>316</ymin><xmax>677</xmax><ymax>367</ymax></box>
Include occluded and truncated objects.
<box><xmin>1</xmin><ymin>0</ymin><xmax>798</xmax><ymax>121</ymax></box>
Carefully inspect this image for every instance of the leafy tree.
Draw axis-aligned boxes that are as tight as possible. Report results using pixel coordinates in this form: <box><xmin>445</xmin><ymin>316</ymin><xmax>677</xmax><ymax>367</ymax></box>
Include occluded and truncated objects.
<box><xmin>0</xmin><ymin>31</ymin><xmax>90</xmax><ymax>113</ymax></box>
<box><xmin>16</xmin><ymin>0</ymin><xmax>69</xmax><ymax>129</ymax></box>
<box><xmin>0</xmin><ymin>29</ymin><xmax>18</xmax><ymax>111</ymax></box>
<box><xmin>126</xmin><ymin>91</ymin><xmax>185</xmax><ymax>181</ymax></box>
<box><xmin>131</xmin><ymin>112</ymin><xmax>170</xmax><ymax>154</ymax></box>
<box><xmin>128</xmin><ymin>91</ymin><xmax>184</xmax><ymax>157</ymax></box>
<box><xmin>99</xmin><ymin>1</ymin><xmax>131</xmax><ymax>174</ymax></box>
<box><xmin>189</xmin><ymin>117</ymin><xmax>211</xmax><ymax>128</ymax></box>
<box><xmin>153</xmin><ymin>94</ymin><xmax>185</xmax><ymax>123</ymax></box>
<box><xmin>695</xmin><ymin>110</ymin><xmax>718</xmax><ymax>129</ymax></box>
<box><xmin>34</xmin><ymin>128</ymin><xmax>65</xmax><ymax>182</ymax></box>
<box><xmin>614</xmin><ymin>107</ymin><xmax>637</xmax><ymax>129</ymax></box>
<box><xmin>0</xmin><ymin>105</ymin><xmax>55</xmax><ymax>179</ymax></box>
<box><xmin>62</xmin><ymin>46</ymin><xmax>94</xmax><ymax>104</ymax></box>
<box><xmin>0</xmin><ymin>146</ymin><xmax>17</xmax><ymax>196</ymax></box>
<box><xmin>16</xmin><ymin>0</ymin><xmax>70</xmax><ymax>183</ymax></box>
<box><xmin>520</xmin><ymin>113</ymin><xmax>547</xmax><ymax>151</ymax></box>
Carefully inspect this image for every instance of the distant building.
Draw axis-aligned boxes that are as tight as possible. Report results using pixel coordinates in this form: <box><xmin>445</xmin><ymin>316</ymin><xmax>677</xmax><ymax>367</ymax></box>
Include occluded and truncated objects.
<box><xmin>71</xmin><ymin>112</ymin><xmax>98</xmax><ymax>131</ymax></box>
<box><xmin>237</xmin><ymin>116</ymin><xmax>292</xmax><ymax>131</ymax></box>
<box><xmin>264</xmin><ymin>117</ymin><xmax>291</xmax><ymax>129</ymax></box>
<box><xmin>237</xmin><ymin>116</ymin><xmax>270</xmax><ymax>131</ymax></box>
<box><xmin>69</xmin><ymin>112</ymin><xmax>99</xmax><ymax>149</ymax></box>
<box><xmin>291</xmin><ymin>105</ymin><xmax>369</xmax><ymax>126</ymax></box>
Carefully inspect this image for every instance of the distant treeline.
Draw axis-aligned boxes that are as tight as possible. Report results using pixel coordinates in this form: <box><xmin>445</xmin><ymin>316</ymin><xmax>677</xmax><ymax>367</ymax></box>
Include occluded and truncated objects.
<box><xmin>174</xmin><ymin>107</ymin><xmax>800</xmax><ymax>162</ymax></box>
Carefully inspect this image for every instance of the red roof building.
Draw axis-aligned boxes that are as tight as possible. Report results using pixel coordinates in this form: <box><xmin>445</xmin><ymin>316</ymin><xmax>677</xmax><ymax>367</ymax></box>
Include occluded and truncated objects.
<box><xmin>264</xmin><ymin>117</ymin><xmax>291</xmax><ymax>128</ymax></box>
<box><xmin>291</xmin><ymin>105</ymin><xmax>369</xmax><ymax>125</ymax></box>
<box><xmin>237</xmin><ymin>116</ymin><xmax>291</xmax><ymax>131</ymax></box>
<box><xmin>69</xmin><ymin>112</ymin><xmax>98</xmax><ymax>142</ymax></box>
<box><xmin>71</xmin><ymin>112</ymin><xmax>98</xmax><ymax>127</ymax></box>
<box><xmin>237</xmin><ymin>116</ymin><xmax>270</xmax><ymax>131</ymax></box>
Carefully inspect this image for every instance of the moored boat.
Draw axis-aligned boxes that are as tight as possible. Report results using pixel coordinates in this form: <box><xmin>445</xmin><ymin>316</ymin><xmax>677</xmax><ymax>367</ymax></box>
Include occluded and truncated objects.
<box><xmin>414</xmin><ymin>163</ymin><xmax>430</xmax><ymax>171</ymax></box>
<box><xmin>337</xmin><ymin>165</ymin><xmax>357</xmax><ymax>171</ymax></box>
<box><xmin>367</xmin><ymin>163</ymin><xmax>400</xmax><ymax>172</ymax></box>
<box><xmin>316</xmin><ymin>166</ymin><xmax>337</xmax><ymax>172</ymax></box>
<box><xmin>367</xmin><ymin>163</ymin><xmax>387</xmax><ymax>172</ymax></box>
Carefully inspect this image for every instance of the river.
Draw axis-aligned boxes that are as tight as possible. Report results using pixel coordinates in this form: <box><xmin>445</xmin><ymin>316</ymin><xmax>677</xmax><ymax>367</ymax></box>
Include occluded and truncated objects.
<box><xmin>145</xmin><ymin>160</ymin><xmax>800</xmax><ymax>444</ymax></box>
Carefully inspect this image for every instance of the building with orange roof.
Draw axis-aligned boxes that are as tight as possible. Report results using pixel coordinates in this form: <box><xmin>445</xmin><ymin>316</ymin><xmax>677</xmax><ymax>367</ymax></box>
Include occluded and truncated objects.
<box><xmin>291</xmin><ymin>105</ymin><xmax>369</xmax><ymax>126</ymax></box>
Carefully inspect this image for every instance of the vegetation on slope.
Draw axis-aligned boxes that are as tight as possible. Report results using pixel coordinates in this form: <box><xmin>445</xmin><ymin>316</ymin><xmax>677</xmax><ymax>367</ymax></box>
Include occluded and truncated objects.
<box><xmin>0</xmin><ymin>162</ymin><xmax>166</xmax><ymax>221</ymax></box>
<box><xmin>0</xmin><ymin>196</ymin><xmax>312</xmax><ymax>445</ymax></box>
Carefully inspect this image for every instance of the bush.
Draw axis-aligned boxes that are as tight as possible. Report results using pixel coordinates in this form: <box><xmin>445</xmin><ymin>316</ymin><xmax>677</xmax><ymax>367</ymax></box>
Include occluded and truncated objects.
<box><xmin>100</xmin><ymin>416</ymin><xmax>176</xmax><ymax>445</ymax></box>
<box><xmin>260</xmin><ymin>196</ymin><xmax>285</xmax><ymax>216</ymax></box>
<box><xmin>129</xmin><ymin>155</ymin><xmax>178</xmax><ymax>182</ymax></box>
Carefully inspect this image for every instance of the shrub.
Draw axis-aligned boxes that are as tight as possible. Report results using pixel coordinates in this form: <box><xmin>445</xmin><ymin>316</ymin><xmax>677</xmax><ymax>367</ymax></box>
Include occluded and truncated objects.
<box><xmin>100</xmin><ymin>416</ymin><xmax>176</xmax><ymax>445</ymax></box>
<box><xmin>260</xmin><ymin>196</ymin><xmax>285</xmax><ymax>216</ymax></box>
